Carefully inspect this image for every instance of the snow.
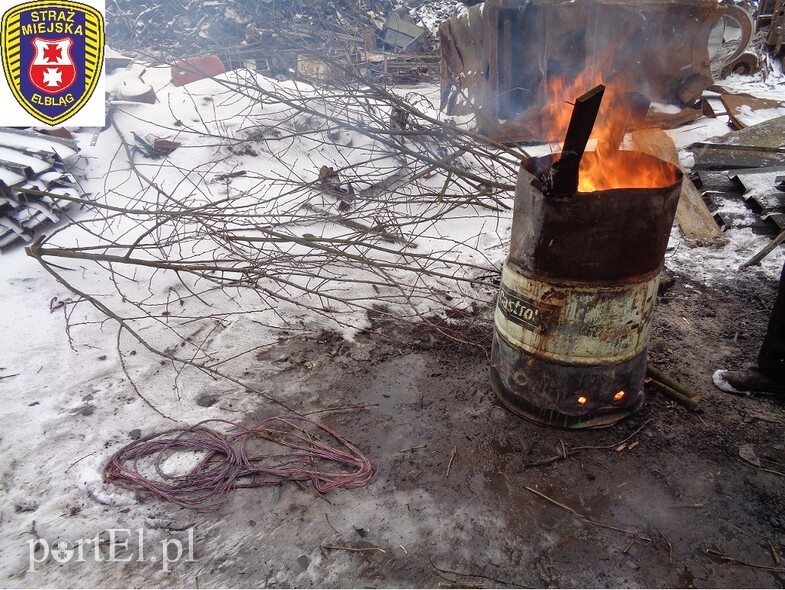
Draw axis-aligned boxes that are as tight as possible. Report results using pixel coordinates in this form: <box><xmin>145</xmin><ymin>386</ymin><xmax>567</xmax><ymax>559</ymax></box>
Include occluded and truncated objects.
<box><xmin>1</xmin><ymin>52</ymin><xmax>785</xmax><ymax>586</ymax></box>
<box><xmin>733</xmin><ymin>104</ymin><xmax>785</xmax><ymax>127</ymax></box>
<box><xmin>650</xmin><ymin>101</ymin><xmax>683</xmax><ymax>115</ymax></box>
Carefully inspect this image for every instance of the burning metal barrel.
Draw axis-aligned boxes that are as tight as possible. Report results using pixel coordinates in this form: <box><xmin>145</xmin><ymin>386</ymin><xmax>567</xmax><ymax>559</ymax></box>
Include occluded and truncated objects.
<box><xmin>490</xmin><ymin>86</ymin><xmax>683</xmax><ymax>428</ymax></box>
<box><xmin>491</xmin><ymin>151</ymin><xmax>683</xmax><ymax>428</ymax></box>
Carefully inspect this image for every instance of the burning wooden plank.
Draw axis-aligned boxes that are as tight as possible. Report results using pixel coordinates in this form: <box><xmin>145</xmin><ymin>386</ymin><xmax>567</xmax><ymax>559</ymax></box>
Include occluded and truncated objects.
<box><xmin>542</xmin><ymin>84</ymin><xmax>605</xmax><ymax>198</ymax></box>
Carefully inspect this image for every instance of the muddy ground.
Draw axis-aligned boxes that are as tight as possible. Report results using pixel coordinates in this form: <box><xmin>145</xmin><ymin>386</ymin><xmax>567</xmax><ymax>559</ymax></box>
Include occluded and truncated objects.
<box><xmin>11</xmin><ymin>263</ymin><xmax>785</xmax><ymax>588</ymax></box>
<box><xmin>176</xmin><ymin>265</ymin><xmax>785</xmax><ymax>587</ymax></box>
<box><xmin>234</xmin><ymin>265</ymin><xmax>785</xmax><ymax>589</ymax></box>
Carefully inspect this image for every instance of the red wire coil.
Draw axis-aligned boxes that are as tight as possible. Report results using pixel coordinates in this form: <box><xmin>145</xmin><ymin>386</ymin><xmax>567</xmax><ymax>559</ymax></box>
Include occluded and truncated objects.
<box><xmin>104</xmin><ymin>416</ymin><xmax>375</xmax><ymax>511</ymax></box>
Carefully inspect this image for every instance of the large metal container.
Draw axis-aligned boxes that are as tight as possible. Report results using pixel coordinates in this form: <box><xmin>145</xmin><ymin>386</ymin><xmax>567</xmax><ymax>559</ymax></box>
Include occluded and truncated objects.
<box><xmin>439</xmin><ymin>0</ymin><xmax>726</xmax><ymax>142</ymax></box>
<box><xmin>490</xmin><ymin>151</ymin><xmax>683</xmax><ymax>428</ymax></box>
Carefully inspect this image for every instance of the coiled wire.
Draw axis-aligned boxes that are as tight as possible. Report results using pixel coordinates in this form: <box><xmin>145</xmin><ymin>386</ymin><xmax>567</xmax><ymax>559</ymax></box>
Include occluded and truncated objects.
<box><xmin>104</xmin><ymin>416</ymin><xmax>375</xmax><ymax>511</ymax></box>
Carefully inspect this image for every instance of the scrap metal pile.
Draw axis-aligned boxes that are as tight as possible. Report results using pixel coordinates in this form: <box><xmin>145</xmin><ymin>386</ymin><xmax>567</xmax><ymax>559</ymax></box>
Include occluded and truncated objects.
<box><xmin>0</xmin><ymin>129</ymin><xmax>85</xmax><ymax>249</ymax></box>
<box><xmin>106</xmin><ymin>0</ymin><xmax>380</xmax><ymax>54</ymax></box>
<box><xmin>690</xmin><ymin>98</ymin><xmax>785</xmax><ymax>264</ymax></box>
<box><xmin>106</xmin><ymin>0</ymin><xmax>442</xmax><ymax>84</ymax></box>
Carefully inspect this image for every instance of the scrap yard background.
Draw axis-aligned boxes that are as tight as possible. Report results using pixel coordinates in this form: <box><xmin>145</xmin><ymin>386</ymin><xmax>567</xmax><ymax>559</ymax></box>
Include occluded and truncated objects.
<box><xmin>2</xmin><ymin>0</ymin><xmax>785</xmax><ymax>587</ymax></box>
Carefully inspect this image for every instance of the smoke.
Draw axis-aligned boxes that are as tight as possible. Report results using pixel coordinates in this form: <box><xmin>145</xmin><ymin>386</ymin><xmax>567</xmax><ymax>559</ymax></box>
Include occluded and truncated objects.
<box><xmin>440</xmin><ymin>0</ymin><xmax>726</xmax><ymax>142</ymax></box>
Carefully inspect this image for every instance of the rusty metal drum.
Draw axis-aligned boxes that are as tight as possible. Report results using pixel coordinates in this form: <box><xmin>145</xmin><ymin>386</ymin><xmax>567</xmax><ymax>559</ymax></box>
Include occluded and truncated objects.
<box><xmin>490</xmin><ymin>151</ymin><xmax>683</xmax><ymax>428</ymax></box>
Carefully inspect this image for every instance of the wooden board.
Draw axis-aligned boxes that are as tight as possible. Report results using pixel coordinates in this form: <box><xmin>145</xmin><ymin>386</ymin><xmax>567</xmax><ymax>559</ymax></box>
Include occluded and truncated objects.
<box><xmin>632</xmin><ymin>129</ymin><xmax>727</xmax><ymax>246</ymax></box>
<box><xmin>644</xmin><ymin>107</ymin><xmax>703</xmax><ymax>129</ymax></box>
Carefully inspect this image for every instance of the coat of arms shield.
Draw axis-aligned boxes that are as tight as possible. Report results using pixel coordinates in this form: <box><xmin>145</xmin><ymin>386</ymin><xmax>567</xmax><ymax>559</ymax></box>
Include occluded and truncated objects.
<box><xmin>2</xmin><ymin>0</ymin><xmax>104</xmax><ymax>126</ymax></box>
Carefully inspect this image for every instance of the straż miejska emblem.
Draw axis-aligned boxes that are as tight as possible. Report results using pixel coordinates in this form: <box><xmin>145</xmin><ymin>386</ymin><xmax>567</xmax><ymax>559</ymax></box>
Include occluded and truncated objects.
<box><xmin>1</xmin><ymin>0</ymin><xmax>104</xmax><ymax>125</ymax></box>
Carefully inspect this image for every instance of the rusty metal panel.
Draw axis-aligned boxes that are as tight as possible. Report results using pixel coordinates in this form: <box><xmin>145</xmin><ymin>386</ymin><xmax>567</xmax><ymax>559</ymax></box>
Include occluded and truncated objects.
<box><xmin>438</xmin><ymin>5</ymin><xmax>490</xmax><ymax>118</ymax></box>
<box><xmin>490</xmin><ymin>151</ymin><xmax>683</xmax><ymax>429</ymax></box>
<box><xmin>512</xmin><ymin>152</ymin><xmax>683</xmax><ymax>283</ymax></box>
<box><xmin>439</xmin><ymin>0</ymin><xmax>726</xmax><ymax>142</ymax></box>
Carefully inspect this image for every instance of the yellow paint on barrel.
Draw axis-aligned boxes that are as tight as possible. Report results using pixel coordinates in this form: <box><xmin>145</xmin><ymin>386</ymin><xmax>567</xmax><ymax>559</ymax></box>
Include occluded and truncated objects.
<box><xmin>494</xmin><ymin>263</ymin><xmax>660</xmax><ymax>365</ymax></box>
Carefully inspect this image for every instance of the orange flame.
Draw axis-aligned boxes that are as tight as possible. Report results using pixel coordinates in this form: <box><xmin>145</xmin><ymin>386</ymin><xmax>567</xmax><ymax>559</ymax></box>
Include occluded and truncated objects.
<box><xmin>541</xmin><ymin>65</ymin><xmax>679</xmax><ymax>192</ymax></box>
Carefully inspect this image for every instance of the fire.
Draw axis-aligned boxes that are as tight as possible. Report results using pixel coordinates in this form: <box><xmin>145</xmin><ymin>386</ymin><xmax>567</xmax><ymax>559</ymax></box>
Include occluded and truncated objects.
<box><xmin>577</xmin><ymin>150</ymin><xmax>679</xmax><ymax>193</ymax></box>
<box><xmin>542</xmin><ymin>66</ymin><xmax>679</xmax><ymax>192</ymax></box>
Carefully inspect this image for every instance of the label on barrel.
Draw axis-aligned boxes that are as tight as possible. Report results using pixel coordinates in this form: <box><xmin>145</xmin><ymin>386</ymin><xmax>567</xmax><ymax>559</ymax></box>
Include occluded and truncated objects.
<box><xmin>497</xmin><ymin>282</ymin><xmax>558</xmax><ymax>332</ymax></box>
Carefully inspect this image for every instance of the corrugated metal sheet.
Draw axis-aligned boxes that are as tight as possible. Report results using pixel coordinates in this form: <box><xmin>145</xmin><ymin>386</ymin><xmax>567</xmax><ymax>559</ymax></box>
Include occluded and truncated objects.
<box><xmin>382</xmin><ymin>13</ymin><xmax>426</xmax><ymax>52</ymax></box>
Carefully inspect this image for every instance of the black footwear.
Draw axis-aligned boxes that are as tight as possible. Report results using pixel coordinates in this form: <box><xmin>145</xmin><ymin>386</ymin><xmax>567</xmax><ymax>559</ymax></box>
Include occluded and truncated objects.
<box><xmin>712</xmin><ymin>367</ymin><xmax>785</xmax><ymax>397</ymax></box>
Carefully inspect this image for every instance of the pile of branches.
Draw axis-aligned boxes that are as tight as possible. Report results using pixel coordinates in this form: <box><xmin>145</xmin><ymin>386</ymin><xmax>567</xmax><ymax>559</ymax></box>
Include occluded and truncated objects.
<box><xmin>29</xmin><ymin>52</ymin><xmax>525</xmax><ymax>411</ymax></box>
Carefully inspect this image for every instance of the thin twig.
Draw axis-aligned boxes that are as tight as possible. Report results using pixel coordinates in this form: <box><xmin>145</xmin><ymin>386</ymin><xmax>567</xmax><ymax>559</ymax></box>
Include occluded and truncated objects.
<box><xmin>322</xmin><ymin>544</ymin><xmax>386</xmax><ymax>554</ymax></box>
<box><xmin>399</xmin><ymin>444</ymin><xmax>427</xmax><ymax>453</ymax></box>
<box><xmin>523</xmin><ymin>486</ymin><xmax>652</xmax><ymax>541</ymax></box>
<box><xmin>654</xmin><ymin>524</ymin><xmax>673</xmax><ymax>565</ymax></box>
<box><xmin>706</xmin><ymin>548</ymin><xmax>785</xmax><ymax>572</ymax></box>
<box><xmin>302</xmin><ymin>404</ymin><xmax>379</xmax><ymax>416</ymax></box>
<box><xmin>65</xmin><ymin>451</ymin><xmax>98</xmax><ymax>473</ymax></box>
<box><xmin>300</xmin><ymin>202</ymin><xmax>412</xmax><ymax>245</ymax></box>
<box><xmin>445</xmin><ymin>446</ymin><xmax>457</xmax><ymax>478</ymax></box>
<box><xmin>430</xmin><ymin>558</ymin><xmax>518</xmax><ymax>587</ymax></box>
<box><xmin>324</xmin><ymin>513</ymin><xmax>340</xmax><ymax>535</ymax></box>
<box><xmin>767</xmin><ymin>538</ymin><xmax>782</xmax><ymax>566</ymax></box>
<box><xmin>437</xmin><ymin>581</ymin><xmax>484</xmax><ymax>589</ymax></box>
<box><xmin>117</xmin><ymin>326</ymin><xmax>175</xmax><ymax>421</ymax></box>
<box><xmin>523</xmin><ymin>419</ymin><xmax>652</xmax><ymax>469</ymax></box>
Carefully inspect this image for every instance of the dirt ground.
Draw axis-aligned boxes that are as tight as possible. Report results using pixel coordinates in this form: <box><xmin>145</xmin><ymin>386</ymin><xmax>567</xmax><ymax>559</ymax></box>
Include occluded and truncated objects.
<box><xmin>187</xmin><ymin>263</ymin><xmax>785</xmax><ymax>588</ymax></box>
<box><xmin>12</xmin><ymin>262</ymin><xmax>785</xmax><ymax>588</ymax></box>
